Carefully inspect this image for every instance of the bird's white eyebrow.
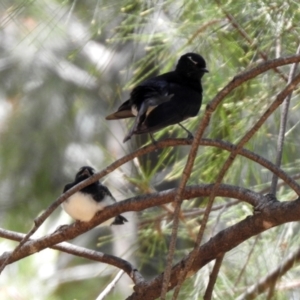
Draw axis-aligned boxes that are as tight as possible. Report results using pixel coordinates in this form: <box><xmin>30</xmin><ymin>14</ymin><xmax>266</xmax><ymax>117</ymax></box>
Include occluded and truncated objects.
<box><xmin>188</xmin><ymin>56</ymin><xmax>198</xmax><ymax>64</ymax></box>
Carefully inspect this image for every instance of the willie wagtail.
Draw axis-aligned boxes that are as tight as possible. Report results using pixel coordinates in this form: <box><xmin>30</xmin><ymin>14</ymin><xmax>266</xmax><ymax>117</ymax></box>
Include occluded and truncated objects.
<box><xmin>106</xmin><ymin>52</ymin><xmax>208</xmax><ymax>143</ymax></box>
<box><xmin>62</xmin><ymin>166</ymin><xmax>128</xmax><ymax>225</ymax></box>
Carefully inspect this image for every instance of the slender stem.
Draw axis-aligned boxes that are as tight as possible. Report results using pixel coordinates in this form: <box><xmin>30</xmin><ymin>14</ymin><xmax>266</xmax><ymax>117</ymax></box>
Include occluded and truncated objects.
<box><xmin>0</xmin><ymin>228</ymin><xmax>143</xmax><ymax>284</ymax></box>
<box><xmin>203</xmin><ymin>254</ymin><xmax>225</xmax><ymax>300</ymax></box>
<box><xmin>270</xmin><ymin>44</ymin><xmax>300</xmax><ymax>194</ymax></box>
<box><xmin>215</xmin><ymin>0</ymin><xmax>288</xmax><ymax>81</ymax></box>
<box><xmin>237</xmin><ymin>246</ymin><xmax>300</xmax><ymax>300</ymax></box>
<box><xmin>96</xmin><ymin>270</ymin><xmax>125</xmax><ymax>300</ymax></box>
<box><xmin>234</xmin><ymin>235</ymin><xmax>260</xmax><ymax>286</ymax></box>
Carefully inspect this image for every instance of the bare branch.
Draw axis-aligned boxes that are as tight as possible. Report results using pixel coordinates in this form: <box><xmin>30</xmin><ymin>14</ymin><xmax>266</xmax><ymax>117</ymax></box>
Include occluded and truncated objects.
<box><xmin>0</xmin><ymin>228</ymin><xmax>143</xmax><ymax>285</ymax></box>
<box><xmin>140</xmin><ymin>200</ymin><xmax>240</xmax><ymax>226</ymax></box>
<box><xmin>128</xmin><ymin>196</ymin><xmax>300</xmax><ymax>300</ymax></box>
<box><xmin>215</xmin><ymin>0</ymin><xmax>288</xmax><ymax>81</ymax></box>
<box><xmin>1</xmin><ymin>136</ymin><xmax>299</xmax><ymax>274</ymax></box>
<box><xmin>0</xmin><ymin>184</ymin><xmax>262</xmax><ymax>267</ymax></box>
<box><xmin>203</xmin><ymin>254</ymin><xmax>225</xmax><ymax>300</ymax></box>
<box><xmin>234</xmin><ymin>235</ymin><xmax>260</xmax><ymax>286</ymax></box>
<box><xmin>259</xmin><ymin>173</ymin><xmax>300</xmax><ymax>194</ymax></box>
<box><xmin>0</xmin><ymin>184</ymin><xmax>263</xmax><ymax>270</ymax></box>
<box><xmin>2</xmin><ymin>187</ymin><xmax>300</xmax><ymax>300</ymax></box>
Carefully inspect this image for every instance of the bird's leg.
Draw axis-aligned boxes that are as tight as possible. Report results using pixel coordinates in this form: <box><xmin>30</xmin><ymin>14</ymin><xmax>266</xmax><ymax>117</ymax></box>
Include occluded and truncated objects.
<box><xmin>178</xmin><ymin>123</ymin><xmax>193</xmax><ymax>139</ymax></box>
<box><xmin>149</xmin><ymin>133</ymin><xmax>157</xmax><ymax>145</ymax></box>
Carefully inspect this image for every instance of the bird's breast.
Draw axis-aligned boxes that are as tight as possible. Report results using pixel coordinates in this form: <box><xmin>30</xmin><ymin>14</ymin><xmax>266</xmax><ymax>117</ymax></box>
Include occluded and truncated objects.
<box><xmin>62</xmin><ymin>192</ymin><xmax>114</xmax><ymax>222</ymax></box>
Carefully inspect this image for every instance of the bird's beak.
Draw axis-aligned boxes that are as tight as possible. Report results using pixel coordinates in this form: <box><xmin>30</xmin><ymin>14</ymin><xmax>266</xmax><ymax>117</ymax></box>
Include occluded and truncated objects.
<box><xmin>82</xmin><ymin>169</ymin><xmax>91</xmax><ymax>176</ymax></box>
<box><xmin>202</xmin><ymin>68</ymin><xmax>209</xmax><ymax>73</ymax></box>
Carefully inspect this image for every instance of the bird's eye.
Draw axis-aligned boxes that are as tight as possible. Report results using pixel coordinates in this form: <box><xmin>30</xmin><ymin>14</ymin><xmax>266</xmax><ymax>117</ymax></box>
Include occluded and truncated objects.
<box><xmin>188</xmin><ymin>56</ymin><xmax>198</xmax><ymax>65</ymax></box>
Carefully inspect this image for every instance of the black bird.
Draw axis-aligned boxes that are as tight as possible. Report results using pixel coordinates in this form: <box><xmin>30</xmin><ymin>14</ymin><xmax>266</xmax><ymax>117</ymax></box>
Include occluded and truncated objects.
<box><xmin>62</xmin><ymin>166</ymin><xmax>128</xmax><ymax>225</ymax></box>
<box><xmin>106</xmin><ymin>52</ymin><xmax>208</xmax><ymax>143</ymax></box>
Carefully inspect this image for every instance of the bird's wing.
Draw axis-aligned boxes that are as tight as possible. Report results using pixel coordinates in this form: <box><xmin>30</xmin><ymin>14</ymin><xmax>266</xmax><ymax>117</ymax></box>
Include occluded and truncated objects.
<box><xmin>63</xmin><ymin>182</ymin><xmax>74</xmax><ymax>193</ymax></box>
<box><xmin>134</xmin><ymin>84</ymin><xmax>202</xmax><ymax>134</ymax></box>
<box><xmin>122</xmin><ymin>78</ymin><xmax>175</xmax><ymax>142</ymax></box>
<box><xmin>106</xmin><ymin>72</ymin><xmax>175</xmax><ymax>121</ymax></box>
<box><xmin>105</xmin><ymin>100</ymin><xmax>134</xmax><ymax>120</ymax></box>
<box><xmin>133</xmin><ymin>102</ymin><xmax>184</xmax><ymax>134</ymax></box>
<box><xmin>91</xmin><ymin>184</ymin><xmax>117</xmax><ymax>205</ymax></box>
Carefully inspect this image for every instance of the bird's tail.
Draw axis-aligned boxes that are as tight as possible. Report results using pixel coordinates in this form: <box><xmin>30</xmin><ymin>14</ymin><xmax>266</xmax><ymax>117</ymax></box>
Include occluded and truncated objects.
<box><xmin>111</xmin><ymin>215</ymin><xmax>128</xmax><ymax>225</ymax></box>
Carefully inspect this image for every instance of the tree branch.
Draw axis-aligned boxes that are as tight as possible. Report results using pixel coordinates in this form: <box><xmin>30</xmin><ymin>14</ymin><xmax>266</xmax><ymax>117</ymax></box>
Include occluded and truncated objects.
<box><xmin>2</xmin><ymin>186</ymin><xmax>300</xmax><ymax>299</ymax></box>
<box><xmin>128</xmin><ymin>196</ymin><xmax>300</xmax><ymax>300</ymax></box>
<box><xmin>0</xmin><ymin>184</ymin><xmax>262</xmax><ymax>267</ymax></box>
<box><xmin>0</xmin><ymin>228</ymin><xmax>143</xmax><ymax>285</ymax></box>
<box><xmin>96</xmin><ymin>270</ymin><xmax>125</xmax><ymax>300</ymax></box>
<box><xmin>1</xmin><ymin>136</ymin><xmax>299</xmax><ymax>274</ymax></box>
<box><xmin>215</xmin><ymin>0</ymin><xmax>288</xmax><ymax>81</ymax></box>
<box><xmin>203</xmin><ymin>254</ymin><xmax>225</xmax><ymax>300</ymax></box>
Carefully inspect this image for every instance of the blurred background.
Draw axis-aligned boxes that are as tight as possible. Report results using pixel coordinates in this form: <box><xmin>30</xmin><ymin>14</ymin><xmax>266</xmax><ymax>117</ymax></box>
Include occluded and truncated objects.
<box><xmin>1</xmin><ymin>0</ymin><xmax>300</xmax><ymax>299</ymax></box>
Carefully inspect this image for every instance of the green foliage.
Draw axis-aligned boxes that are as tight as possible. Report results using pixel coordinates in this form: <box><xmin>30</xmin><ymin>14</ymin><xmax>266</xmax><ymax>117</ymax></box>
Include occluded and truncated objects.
<box><xmin>1</xmin><ymin>0</ymin><xmax>300</xmax><ymax>299</ymax></box>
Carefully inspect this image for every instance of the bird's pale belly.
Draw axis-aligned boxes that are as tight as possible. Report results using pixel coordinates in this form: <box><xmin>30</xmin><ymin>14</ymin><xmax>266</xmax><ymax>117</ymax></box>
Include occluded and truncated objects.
<box><xmin>62</xmin><ymin>192</ymin><xmax>114</xmax><ymax>222</ymax></box>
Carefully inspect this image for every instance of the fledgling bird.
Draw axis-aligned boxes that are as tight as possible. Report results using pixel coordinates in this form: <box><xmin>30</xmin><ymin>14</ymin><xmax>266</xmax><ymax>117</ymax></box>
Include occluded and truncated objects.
<box><xmin>106</xmin><ymin>52</ymin><xmax>208</xmax><ymax>143</ymax></box>
<box><xmin>62</xmin><ymin>166</ymin><xmax>128</xmax><ymax>225</ymax></box>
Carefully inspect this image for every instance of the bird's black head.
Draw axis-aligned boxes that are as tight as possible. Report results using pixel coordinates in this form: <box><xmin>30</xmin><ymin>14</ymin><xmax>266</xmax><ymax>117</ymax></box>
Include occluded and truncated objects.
<box><xmin>75</xmin><ymin>166</ymin><xmax>95</xmax><ymax>181</ymax></box>
<box><xmin>176</xmin><ymin>52</ymin><xmax>208</xmax><ymax>80</ymax></box>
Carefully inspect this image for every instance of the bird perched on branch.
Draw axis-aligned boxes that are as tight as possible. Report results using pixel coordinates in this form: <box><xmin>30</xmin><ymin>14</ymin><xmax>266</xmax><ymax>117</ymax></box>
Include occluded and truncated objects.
<box><xmin>62</xmin><ymin>166</ymin><xmax>128</xmax><ymax>225</ymax></box>
<box><xmin>106</xmin><ymin>52</ymin><xmax>208</xmax><ymax>143</ymax></box>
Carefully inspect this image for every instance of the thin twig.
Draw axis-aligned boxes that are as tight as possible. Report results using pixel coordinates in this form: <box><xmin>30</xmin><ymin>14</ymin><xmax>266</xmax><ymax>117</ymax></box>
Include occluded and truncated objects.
<box><xmin>259</xmin><ymin>173</ymin><xmax>300</xmax><ymax>194</ymax></box>
<box><xmin>203</xmin><ymin>254</ymin><xmax>225</xmax><ymax>300</ymax></box>
<box><xmin>0</xmin><ymin>184</ymin><xmax>264</xmax><ymax>267</ymax></box>
<box><xmin>0</xmin><ymin>228</ymin><xmax>143</xmax><ymax>284</ymax></box>
<box><xmin>215</xmin><ymin>0</ymin><xmax>288</xmax><ymax>81</ymax></box>
<box><xmin>96</xmin><ymin>270</ymin><xmax>125</xmax><ymax>300</ymax></box>
<box><xmin>140</xmin><ymin>200</ymin><xmax>240</xmax><ymax>226</ymax></box>
<box><xmin>266</xmin><ymin>281</ymin><xmax>276</xmax><ymax>300</ymax></box>
<box><xmin>270</xmin><ymin>44</ymin><xmax>300</xmax><ymax>194</ymax></box>
<box><xmin>234</xmin><ymin>235</ymin><xmax>260</xmax><ymax>286</ymax></box>
<box><xmin>210</xmin><ymin>202</ymin><xmax>230</xmax><ymax>236</ymax></box>
<box><xmin>236</xmin><ymin>246</ymin><xmax>300</xmax><ymax>300</ymax></box>
<box><xmin>186</xmin><ymin>19</ymin><xmax>222</xmax><ymax>45</ymax></box>
<box><xmin>277</xmin><ymin>280</ymin><xmax>300</xmax><ymax>291</ymax></box>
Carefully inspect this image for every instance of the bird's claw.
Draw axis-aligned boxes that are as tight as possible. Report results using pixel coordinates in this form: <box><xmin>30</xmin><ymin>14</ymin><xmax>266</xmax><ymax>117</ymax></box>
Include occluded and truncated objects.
<box><xmin>187</xmin><ymin>133</ymin><xmax>194</xmax><ymax>140</ymax></box>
